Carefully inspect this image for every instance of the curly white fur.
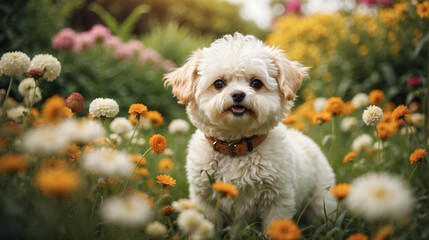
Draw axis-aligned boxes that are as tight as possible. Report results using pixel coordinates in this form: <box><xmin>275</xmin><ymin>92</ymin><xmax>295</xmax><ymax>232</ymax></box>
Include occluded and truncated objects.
<box><xmin>164</xmin><ymin>33</ymin><xmax>336</xmax><ymax>229</ymax></box>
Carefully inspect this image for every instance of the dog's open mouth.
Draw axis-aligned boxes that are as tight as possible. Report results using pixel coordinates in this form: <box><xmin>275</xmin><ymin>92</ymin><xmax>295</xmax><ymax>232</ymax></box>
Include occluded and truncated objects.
<box><xmin>229</xmin><ymin>105</ymin><xmax>248</xmax><ymax>117</ymax></box>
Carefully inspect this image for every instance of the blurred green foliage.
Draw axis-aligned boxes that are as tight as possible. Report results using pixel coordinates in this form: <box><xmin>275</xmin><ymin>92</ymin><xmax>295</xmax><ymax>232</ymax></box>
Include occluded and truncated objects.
<box><xmin>71</xmin><ymin>0</ymin><xmax>267</xmax><ymax>39</ymax></box>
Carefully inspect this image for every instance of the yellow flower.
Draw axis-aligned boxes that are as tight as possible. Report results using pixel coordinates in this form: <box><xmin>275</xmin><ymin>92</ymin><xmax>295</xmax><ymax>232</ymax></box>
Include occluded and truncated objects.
<box><xmin>324</xmin><ymin>97</ymin><xmax>344</xmax><ymax>115</ymax></box>
<box><xmin>343</xmin><ymin>101</ymin><xmax>355</xmax><ymax>115</ymax></box>
<box><xmin>392</xmin><ymin>105</ymin><xmax>410</xmax><ymax>122</ymax></box>
<box><xmin>146</xmin><ymin>110</ymin><xmax>164</xmax><ymax>126</ymax></box>
<box><xmin>331</xmin><ymin>183</ymin><xmax>351</xmax><ymax>199</ymax></box>
<box><xmin>268</xmin><ymin>219</ymin><xmax>302</xmax><ymax>240</ymax></box>
<box><xmin>350</xmin><ymin>34</ymin><xmax>360</xmax><ymax>45</ymax></box>
<box><xmin>158</xmin><ymin>158</ymin><xmax>174</xmax><ymax>173</ymax></box>
<box><xmin>41</xmin><ymin>95</ymin><xmax>66</xmax><ymax>124</ymax></box>
<box><xmin>343</xmin><ymin>152</ymin><xmax>358</xmax><ymax>163</ymax></box>
<box><xmin>134</xmin><ymin>167</ymin><xmax>149</xmax><ymax>177</ymax></box>
<box><xmin>417</xmin><ymin>1</ymin><xmax>429</xmax><ymax>18</ymax></box>
<box><xmin>212</xmin><ymin>181</ymin><xmax>238</xmax><ymax>198</ymax></box>
<box><xmin>156</xmin><ymin>174</ymin><xmax>176</xmax><ymax>187</ymax></box>
<box><xmin>34</xmin><ymin>166</ymin><xmax>80</xmax><ymax>198</ymax></box>
<box><xmin>128</xmin><ymin>103</ymin><xmax>148</xmax><ymax>116</ymax></box>
<box><xmin>374</xmin><ymin>225</ymin><xmax>394</xmax><ymax>240</ymax></box>
<box><xmin>292</xmin><ymin>121</ymin><xmax>307</xmax><ymax>130</ymax></box>
<box><xmin>394</xmin><ymin>3</ymin><xmax>408</xmax><ymax>14</ymax></box>
<box><xmin>63</xmin><ymin>107</ymin><xmax>73</xmax><ymax>119</ymax></box>
<box><xmin>0</xmin><ymin>153</ymin><xmax>27</xmax><ymax>174</ymax></box>
<box><xmin>369</xmin><ymin>89</ymin><xmax>385</xmax><ymax>106</ymax></box>
<box><xmin>130</xmin><ymin>154</ymin><xmax>146</xmax><ymax>166</ymax></box>
<box><xmin>60</xmin><ymin>144</ymin><xmax>81</xmax><ymax>162</ymax></box>
<box><xmin>312</xmin><ymin>112</ymin><xmax>332</xmax><ymax>125</ymax></box>
<box><xmin>409</xmin><ymin>148</ymin><xmax>427</xmax><ymax>165</ymax></box>
<box><xmin>346</xmin><ymin>233</ymin><xmax>368</xmax><ymax>240</ymax></box>
<box><xmin>358</xmin><ymin>45</ymin><xmax>369</xmax><ymax>56</ymax></box>
<box><xmin>149</xmin><ymin>134</ymin><xmax>167</xmax><ymax>154</ymax></box>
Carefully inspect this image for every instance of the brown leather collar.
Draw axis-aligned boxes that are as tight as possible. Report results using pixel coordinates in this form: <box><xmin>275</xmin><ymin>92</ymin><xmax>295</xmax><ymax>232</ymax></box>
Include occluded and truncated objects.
<box><xmin>205</xmin><ymin>134</ymin><xmax>268</xmax><ymax>157</ymax></box>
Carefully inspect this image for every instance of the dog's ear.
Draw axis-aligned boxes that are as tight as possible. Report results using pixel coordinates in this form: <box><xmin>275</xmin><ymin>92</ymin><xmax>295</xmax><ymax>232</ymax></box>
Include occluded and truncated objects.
<box><xmin>163</xmin><ymin>50</ymin><xmax>202</xmax><ymax>104</ymax></box>
<box><xmin>272</xmin><ymin>52</ymin><xmax>308</xmax><ymax>101</ymax></box>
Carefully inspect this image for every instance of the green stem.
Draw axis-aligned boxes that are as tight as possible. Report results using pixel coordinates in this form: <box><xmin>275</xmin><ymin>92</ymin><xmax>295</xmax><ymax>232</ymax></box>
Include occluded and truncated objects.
<box><xmin>408</xmin><ymin>162</ymin><xmax>420</xmax><ymax>182</ymax></box>
<box><xmin>213</xmin><ymin>194</ymin><xmax>222</xmax><ymax>230</ymax></box>
<box><xmin>0</xmin><ymin>76</ymin><xmax>14</xmax><ymax>122</ymax></box>
<box><xmin>330</xmin><ymin>116</ymin><xmax>337</xmax><ymax>165</ymax></box>
<box><xmin>126</xmin><ymin>116</ymin><xmax>140</xmax><ymax>149</ymax></box>
<box><xmin>297</xmin><ymin>186</ymin><xmax>331</xmax><ymax>225</ymax></box>
<box><xmin>121</xmin><ymin>147</ymin><xmax>151</xmax><ymax>194</ymax></box>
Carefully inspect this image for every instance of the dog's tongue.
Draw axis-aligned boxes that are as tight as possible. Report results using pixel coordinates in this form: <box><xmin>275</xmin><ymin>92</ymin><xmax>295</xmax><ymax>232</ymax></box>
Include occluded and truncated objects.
<box><xmin>232</xmin><ymin>106</ymin><xmax>246</xmax><ymax>113</ymax></box>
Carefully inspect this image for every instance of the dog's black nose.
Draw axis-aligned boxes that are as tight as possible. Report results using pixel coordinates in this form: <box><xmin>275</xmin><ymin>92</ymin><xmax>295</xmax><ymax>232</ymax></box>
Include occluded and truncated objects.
<box><xmin>231</xmin><ymin>91</ymin><xmax>246</xmax><ymax>102</ymax></box>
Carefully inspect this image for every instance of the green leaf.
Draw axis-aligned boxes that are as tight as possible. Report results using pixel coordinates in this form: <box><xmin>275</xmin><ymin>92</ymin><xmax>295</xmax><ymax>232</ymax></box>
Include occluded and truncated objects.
<box><xmin>117</xmin><ymin>4</ymin><xmax>150</xmax><ymax>40</ymax></box>
<box><xmin>88</xmin><ymin>3</ymin><xmax>118</xmax><ymax>33</ymax></box>
<box><xmin>413</xmin><ymin>32</ymin><xmax>429</xmax><ymax>57</ymax></box>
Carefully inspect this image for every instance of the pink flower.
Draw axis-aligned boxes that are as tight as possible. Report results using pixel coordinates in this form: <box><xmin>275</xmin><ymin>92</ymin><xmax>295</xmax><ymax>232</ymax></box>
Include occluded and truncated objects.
<box><xmin>65</xmin><ymin>92</ymin><xmax>85</xmax><ymax>113</ymax></box>
<box><xmin>139</xmin><ymin>48</ymin><xmax>162</xmax><ymax>65</ymax></box>
<box><xmin>52</xmin><ymin>28</ymin><xmax>77</xmax><ymax>51</ymax></box>
<box><xmin>114</xmin><ymin>40</ymin><xmax>144</xmax><ymax>60</ymax></box>
<box><xmin>73</xmin><ymin>32</ymin><xmax>96</xmax><ymax>52</ymax></box>
<box><xmin>284</xmin><ymin>0</ymin><xmax>301</xmax><ymax>15</ymax></box>
<box><xmin>407</xmin><ymin>77</ymin><xmax>422</xmax><ymax>88</ymax></box>
<box><xmin>89</xmin><ymin>24</ymin><xmax>112</xmax><ymax>42</ymax></box>
<box><xmin>27</xmin><ymin>69</ymin><xmax>45</xmax><ymax>79</ymax></box>
<box><xmin>161</xmin><ymin>60</ymin><xmax>177</xmax><ymax>71</ymax></box>
<box><xmin>126</xmin><ymin>40</ymin><xmax>144</xmax><ymax>52</ymax></box>
<box><xmin>103</xmin><ymin>35</ymin><xmax>122</xmax><ymax>49</ymax></box>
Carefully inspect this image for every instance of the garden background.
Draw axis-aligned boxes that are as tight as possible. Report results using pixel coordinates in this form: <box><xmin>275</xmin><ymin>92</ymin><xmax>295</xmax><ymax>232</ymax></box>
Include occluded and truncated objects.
<box><xmin>0</xmin><ymin>0</ymin><xmax>428</xmax><ymax>239</ymax></box>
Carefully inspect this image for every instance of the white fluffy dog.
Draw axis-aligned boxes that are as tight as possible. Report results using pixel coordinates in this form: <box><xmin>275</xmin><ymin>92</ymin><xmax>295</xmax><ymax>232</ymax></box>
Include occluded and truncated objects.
<box><xmin>164</xmin><ymin>33</ymin><xmax>336</xmax><ymax>229</ymax></box>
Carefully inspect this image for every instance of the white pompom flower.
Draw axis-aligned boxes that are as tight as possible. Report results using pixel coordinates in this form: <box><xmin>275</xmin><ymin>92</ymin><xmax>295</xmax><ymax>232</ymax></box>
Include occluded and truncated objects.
<box><xmin>346</xmin><ymin>172</ymin><xmax>415</xmax><ymax>222</ymax></box>
<box><xmin>110</xmin><ymin>117</ymin><xmax>133</xmax><ymax>134</ymax></box>
<box><xmin>168</xmin><ymin>119</ymin><xmax>190</xmax><ymax>134</ymax></box>
<box><xmin>89</xmin><ymin>98</ymin><xmax>119</xmax><ymax>118</ymax></box>
<box><xmin>351</xmin><ymin>92</ymin><xmax>369</xmax><ymax>109</ymax></box>
<box><xmin>351</xmin><ymin>134</ymin><xmax>373</xmax><ymax>152</ymax></box>
<box><xmin>0</xmin><ymin>51</ymin><xmax>31</xmax><ymax>76</ymax></box>
<box><xmin>29</xmin><ymin>54</ymin><xmax>61</xmax><ymax>81</ymax></box>
<box><xmin>145</xmin><ymin>221</ymin><xmax>167</xmax><ymax>238</ymax></box>
<box><xmin>83</xmin><ymin>147</ymin><xmax>132</xmax><ymax>177</ymax></box>
<box><xmin>362</xmin><ymin>105</ymin><xmax>383</xmax><ymax>126</ymax></box>
<box><xmin>177</xmin><ymin>209</ymin><xmax>205</xmax><ymax>234</ymax></box>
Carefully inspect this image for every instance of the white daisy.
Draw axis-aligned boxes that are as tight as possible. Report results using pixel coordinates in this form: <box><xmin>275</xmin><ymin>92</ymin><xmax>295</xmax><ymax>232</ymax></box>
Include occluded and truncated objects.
<box><xmin>351</xmin><ymin>93</ymin><xmax>369</xmax><ymax>109</ymax></box>
<box><xmin>313</xmin><ymin>97</ymin><xmax>327</xmax><ymax>113</ymax></box>
<box><xmin>145</xmin><ymin>221</ymin><xmax>167</xmax><ymax>238</ymax></box>
<box><xmin>83</xmin><ymin>147</ymin><xmax>132</xmax><ymax>177</ymax></box>
<box><xmin>362</xmin><ymin>105</ymin><xmax>383</xmax><ymax>126</ymax></box>
<box><xmin>351</xmin><ymin>134</ymin><xmax>373</xmax><ymax>152</ymax></box>
<box><xmin>59</xmin><ymin>118</ymin><xmax>105</xmax><ymax>144</ymax></box>
<box><xmin>172</xmin><ymin>198</ymin><xmax>200</xmax><ymax>212</ymax></box>
<box><xmin>411</xmin><ymin>113</ymin><xmax>425</xmax><ymax>128</ymax></box>
<box><xmin>18</xmin><ymin>77</ymin><xmax>36</xmax><ymax>96</ymax></box>
<box><xmin>102</xmin><ymin>193</ymin><xmax>152</xmax><ymax>226</ymax></box>
<box><xmin>22</xmin><ymin>125</ymin><xmax>70</xmax><ymax>155</ymax></box>
<box><xmin>168</xmin><ymin>119</ymin><xmax>190</xmax><ymax>134</ymax></box>
<box><xmin>89</xmin><ymin>98</ymin><xmax>119</xmax><ymax>118</ymax></box>
<box><xmin>29</xmin><ymin>54</ymin><xmax>61</xmax><ymax>81</ymax></box>
<box><xmin>346</xmin><ymin>172</ymin><xmax>415</xmax><ymax>222</ymax></box>
<box><xmin>110</xmin><ymin>117</ymin><xmax>133</xmax><ymax>134</ymax></box>
<box><xmin>191</xmin><ymin>219</ymin><xmax>215</xmax><ymax>240</ymax></box>
<box><xmin>177</xmin><ymin>209</ymin><xmax>205</xmax><ymax>234</ymax></box>
<box><xmin>341</xmin><ymin>116</ymin><xmax>358</xmax><ymax>132</ymax></box>
<box><xmin>0</xmin><ymin>51</ymin><xmax>31</xmax><ymax>76</ymax></box>
<box><xmin>6</xmin><ymin>106</ymin><xmax>28</xmax><ymax>122</ymax></box>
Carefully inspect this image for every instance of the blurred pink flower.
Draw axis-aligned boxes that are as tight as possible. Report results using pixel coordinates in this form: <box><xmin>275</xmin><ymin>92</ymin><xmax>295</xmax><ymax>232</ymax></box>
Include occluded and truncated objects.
<box><xmin>284</xmin><ymin>0</ymin><xmax>301</xmax><ymax>15</ymax></box>
<box><xmin>52</xmin><ymin>28</ymin><xmax>77</xmax><ymax>51</ymax></box>
<box><xmin>407</xmin><ymin>77</ymin><xmax>422</xmax><ymax>88</ymax></box>
<box><xmin>66</xmin><ymin>92</ymin><xmax>85</xmax><ymax>113</ymax></box>
<box><xmin>127</xmin><ymin>40</ymin><xmax>144</xmax><ymax>52</ymax></box>
<box><xmin>89</xmin><ymin>24</ymin><xmax>112</xmax><ymax>42</ymax></box>
<box><xmin>114</xmin><ymin>40</ymin><xmax>144</xmax><ymax>60</ymax></box>
<box><xmin>104</xmin><ymin>35</ymin><xmax>123</xmax><ymax>49</ymax></box>
<box><xmin>161</xmin><ymin>60</ymin><xmax>177</xmax><ymax>71</ymax></box>
<box><xmin>139</xmin><ymin>48</ymin><xmax>162</xmax><ymax>65</ymax></box>
<box><xmin>74</xmin><ymin>32</ymin><xmax>96</xmax><ymax>52</ymax></box>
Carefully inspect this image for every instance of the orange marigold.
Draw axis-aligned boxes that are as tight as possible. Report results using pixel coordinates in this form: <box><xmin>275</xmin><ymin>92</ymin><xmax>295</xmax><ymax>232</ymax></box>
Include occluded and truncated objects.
<box><xmin>374</xmin><ymin>225</ymin><xmax>394</xmax><ymax>240</ymax></box>
<box><xmin>331</xmin><ymin>183</ymin><xmax>351</xmax><ymax>199</ymax></box>
<box><xmin>346</xmin><ymin>233</ymin><xmax>368</xmax><ymax>240</ymax></box>
<box><xmin>130</xmin><ymin>154</ymin><xmax>146</xmax><ymax>166</ymax></box>
<box><xmin>343</xmin><ymin>152</ymin><xmax>358</xmax><ymax>163</ymax></box>
<box><xmin>212</xmin><ymin>181</ymin><xmax>238</xmax><ymax>198</ymax></box>
<box><xmin>128</xmin><ymin>103</ymin><xmax>148</xmax><ymax>116</ymax></box>
<box><xmin>146</xmin><ymin>110</ymin><xmax>164</xmax><ymax>126</ymax></box>
<box><xmin>134</xmin><ymin>167</ymin><xmax>149</xmax><ymax>176</ymax></box>
<box><xmin>369</xmin><ymin>90</ymin><xmax>385</xmax><ymax>106</ymax></box>
<box><xmin>149</xmin><ymin>134</ymin><xmax>167</xmax><ymax>154</ymax></box>
<box><xmin>282</xmin><ymin>114</ymin><xmax>298</xmax><ymax>125</ymax></box>
<box><xmin>392</xmin><ymin>105</ymin><xmax>410</xmax><ymax>122</ymax></box>
<box><xmin>41</xmin><ymin>95</ymin><xmax>66</xmax><ymax>124</ymax></box>
<box><xmin>343</xmin><ymin>101</ymin><xmax>355</xmax><ymax>115</ymax></box>
<box><xmin>268</xmin><ymin>219</ymin><xmax>302</xmax><ymax>240</ymax></box>
<box><xmin>60</xmin><ymin>144</ymin><xmax>81</xmax><ymax>162</ymax></box>
<box><xmin>293</xmin><ymin>121</ymin><xmax>306</xmax><ymax>130</ymax></box>
<box><xmin>0</xmin><ymin>153</ymin><xmax>27</xmax><ymax>174</ymax></box>
<box><xmin>34</xmin><ymin>166</ymin><xmax>80</xmax><ymax>198</ymax></box>
<box><xmin>156</xmin><ymin>174</ymin><xmax>176</xmax><ymax>187</ymax></box>
<box><xmin>162</xmin><ymin>206</ymin><xmax>176</xmax><ymax>216</ymax></box>
<box><xmin>324</xmin><ymin>97</ymin><xmax>344</xmax><ymax>115</ymax></box>
<box><xmin>159</xmin><ymin>157</ymin><xmax>174</xmax><ymax>173</ymax></box>
<box><xmin>63</xmin><ymin>107</ymin><xmax>73</xmax><ymax>119</ymax></box>
<box><xmin>312</xmin><ymin>112</ymin><xmax>332</xmax><ymax>125</ymax></box>
<box><xmin>376</xmin><ymin>122</ymin><xmax>395</xmax><ymax>139</ymax></box>
<box><xmin>409</xmin><ymin>148</ymin><xmax>427</xmax><ymax>164</ymax></box>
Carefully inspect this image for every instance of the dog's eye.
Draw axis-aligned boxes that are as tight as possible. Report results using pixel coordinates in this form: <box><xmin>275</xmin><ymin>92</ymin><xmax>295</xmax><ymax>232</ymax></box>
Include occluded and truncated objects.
<box><xmin>250</xmin><ymin>79</ymin><xmax>263</xmax><ymax>90</ymax></box>
<box><xmin>213</xmin><ymin>79</ymin><xmax>226</xmax><ymax>90</ymax></box>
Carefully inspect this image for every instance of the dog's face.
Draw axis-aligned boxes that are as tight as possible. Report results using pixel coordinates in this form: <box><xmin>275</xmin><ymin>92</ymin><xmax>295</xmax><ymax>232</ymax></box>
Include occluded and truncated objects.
<box><xmin>165</xmin><ymin>33</ymin><xmax>307</xmax><ymax>140</ymax></box>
